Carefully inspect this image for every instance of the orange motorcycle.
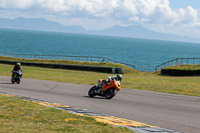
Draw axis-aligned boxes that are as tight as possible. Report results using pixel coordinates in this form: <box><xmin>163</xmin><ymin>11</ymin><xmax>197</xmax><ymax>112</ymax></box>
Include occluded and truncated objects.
<box><xmin>88</xmin><ymin>78</ymin><xmax>121</xmax><ymax>99</ymax></box>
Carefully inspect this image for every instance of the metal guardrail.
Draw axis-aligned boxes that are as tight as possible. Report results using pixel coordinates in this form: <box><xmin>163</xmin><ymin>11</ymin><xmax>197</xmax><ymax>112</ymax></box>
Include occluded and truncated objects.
<box><xmin>0</xmin><ymin>52</ymin><xmax>105</xmax><ymax>62</ymax></box>
<box><xmin>135</xmin><ymin>65</ymin><xmax>156</xmax><ymax>72</ymax></box>
<box><xmin>155</xmin><ymin>57</ymin><xmax>200</xmax><ymax>71</ymax></box>
<box><xmin>0</xmin><ymin>52</ymin><xmax>136</xmax><ymax>70</ymax></box>
<box><xmin>5</xmin><ymin>52</ymin><xmax>198</xmax><ymax>72</ymax></box>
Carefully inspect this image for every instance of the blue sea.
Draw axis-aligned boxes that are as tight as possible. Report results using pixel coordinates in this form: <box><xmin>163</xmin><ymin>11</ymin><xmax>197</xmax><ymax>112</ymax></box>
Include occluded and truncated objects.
<box><xmin>0</xmin><ymin>28</ymin><xmax>200</xmax><ymax>69</ymax></box>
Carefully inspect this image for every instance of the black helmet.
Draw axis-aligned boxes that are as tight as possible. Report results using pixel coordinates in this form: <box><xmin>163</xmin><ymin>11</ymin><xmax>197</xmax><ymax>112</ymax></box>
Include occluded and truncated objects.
<box><xmin>116</xmin><ymin>74</ymin><xmax>122</xmax><ymax>81</ymax></box>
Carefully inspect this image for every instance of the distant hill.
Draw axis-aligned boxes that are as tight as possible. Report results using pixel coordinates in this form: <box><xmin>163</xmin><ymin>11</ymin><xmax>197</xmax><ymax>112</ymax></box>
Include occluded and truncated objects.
<box><xmin>90</xmin><ymin>25</ymin><xmax>176</xmax><ymax>40</ymax></box>
<box><xmin>0</xmin><ymin>17</ymin><xmax>200</xmax><ymax>43</ymax></box>
<box><xmin>0</xmin><ymin>17</ymin><xmax>85</xmax><ymax>33</ymax></box>
<box><xmin>90</xmin><ymin>25</ymin><xmax>200</xmax><ymax>43</ymax></box>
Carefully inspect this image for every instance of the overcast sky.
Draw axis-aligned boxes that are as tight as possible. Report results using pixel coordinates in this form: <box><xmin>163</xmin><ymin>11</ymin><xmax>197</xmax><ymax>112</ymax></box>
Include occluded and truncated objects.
<box><xmin>0</xmin><ymin>0</ymin><xmax>200</xmax><ymax>38</ymax></box>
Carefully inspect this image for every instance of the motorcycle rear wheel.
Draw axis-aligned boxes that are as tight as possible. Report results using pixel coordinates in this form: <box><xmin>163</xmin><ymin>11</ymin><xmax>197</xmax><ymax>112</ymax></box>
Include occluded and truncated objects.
<box><xmin>105</xmin><ymin>88</ymin><xmax>117</xmax><ymax>99</ymax></box>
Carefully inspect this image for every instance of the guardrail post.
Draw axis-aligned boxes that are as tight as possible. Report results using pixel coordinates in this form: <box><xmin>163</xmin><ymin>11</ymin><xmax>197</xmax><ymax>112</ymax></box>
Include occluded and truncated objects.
<box><xmin>101</xmin><ymin>58</ymin><xmax>105</xmax><ymax>63</ymax></box>
<box><xmin>155</xmin><ymin>67</ymin><xmax>157</xmax><ymax>72</ymax></box>
<box><xmin>176</xmin><ymin>59</ymin><xmax>177</xmax><ymax>66</ymax></box>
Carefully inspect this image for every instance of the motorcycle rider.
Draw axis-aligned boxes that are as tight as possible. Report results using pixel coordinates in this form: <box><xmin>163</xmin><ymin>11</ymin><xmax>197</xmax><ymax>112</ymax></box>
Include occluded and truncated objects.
<box><xmin>108</xmin><ymin>74</ymin><xmax>122</xmax><ymax>84</ymax></box>
<box><xmin>12</xmin><ymin>62</ymin><xmax>23</xmax><ymax>78</ymax></box>
<box><xmin>97</xmin><ymin>74</ymin><xmax>122</xmax><ymax>91</ymax></box>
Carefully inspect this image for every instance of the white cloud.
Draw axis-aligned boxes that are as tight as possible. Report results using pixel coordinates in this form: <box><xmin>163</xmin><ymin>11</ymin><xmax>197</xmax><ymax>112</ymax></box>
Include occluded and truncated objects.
<box><xmin>178</xmin><ymin>6</ymin><xmax>200</xmax><ymax>25</ymax></box>
<box><xmin>0</xmin><ymin>0</ymin><xmax>34</xmax><ymax>9</ymax></box>
<box><xmin>0</xmin><ymin>0</ymin><xmax>198</xmax><ymax>22</ymax></box>
<box><xmin>35</xmin><ymin>0</ymin><xmax>119</xmax><ymax>17</ymax></box>
<box><xmin>0</xmin><ymin>0</ymin><xmax>200</xmax><ymax>37</ymax></box>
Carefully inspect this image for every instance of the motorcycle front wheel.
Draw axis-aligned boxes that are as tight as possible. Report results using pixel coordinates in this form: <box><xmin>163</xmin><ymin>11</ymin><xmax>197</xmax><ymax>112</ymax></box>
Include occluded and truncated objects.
<box><xmin>88</xmin><ymin>86</ymin><xmax>96</xmax><ymax>97</ymax></box>
<box><xmin>11</xmin><ymin>76</ymin><xmax>15</xmax><ymax>84</ymax></box>
<box><xmin>16</xmin><ymin>78</ymin><xmax>20</xmax><ymax>84</ymax></box>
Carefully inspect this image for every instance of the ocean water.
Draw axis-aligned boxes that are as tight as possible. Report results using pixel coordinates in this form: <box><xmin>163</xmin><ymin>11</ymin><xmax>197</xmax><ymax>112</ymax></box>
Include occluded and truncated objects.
<box><xmin>0</xmin><ymin>28</ymin><xmax>200</xmax><ymax>68</ymax></box>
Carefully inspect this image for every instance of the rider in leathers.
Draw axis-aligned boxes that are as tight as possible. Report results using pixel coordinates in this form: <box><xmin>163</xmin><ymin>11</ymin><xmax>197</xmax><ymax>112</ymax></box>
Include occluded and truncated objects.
<box><xmin>12</xmin><ymin>63</ymin><xmax>23</xmax><ymax>78</ymax></box>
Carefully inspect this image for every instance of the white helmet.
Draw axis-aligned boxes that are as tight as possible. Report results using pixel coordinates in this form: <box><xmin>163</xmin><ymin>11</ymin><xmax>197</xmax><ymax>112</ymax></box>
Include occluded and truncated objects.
<box><xmin>116</xmin><ymin>74</ymin><xmax>122</xmax><ymax>81</ymax></box>
<box><xmin>16</xmin><ymin>62</ymin><xmax>21</xmax><ymax>66</ymax></box>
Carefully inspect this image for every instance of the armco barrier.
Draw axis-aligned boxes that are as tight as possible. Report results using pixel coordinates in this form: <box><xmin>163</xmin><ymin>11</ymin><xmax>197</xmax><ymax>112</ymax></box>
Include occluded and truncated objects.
<box><xmin>0</xmin><ymin>60</ymin><xmax>124</xmax><ymax>74</ymax></box>
<box><xmin>161</xmin><ymin>69</ymin><xmax>200</xmax><ymax>76</ymax></box>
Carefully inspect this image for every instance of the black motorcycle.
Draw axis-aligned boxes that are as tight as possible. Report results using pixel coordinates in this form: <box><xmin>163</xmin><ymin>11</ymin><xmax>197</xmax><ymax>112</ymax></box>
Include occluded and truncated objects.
<box><xmin>11</xmin><ymin>70</ymin><xmax>22</xmax><ymax>84</ymax></box>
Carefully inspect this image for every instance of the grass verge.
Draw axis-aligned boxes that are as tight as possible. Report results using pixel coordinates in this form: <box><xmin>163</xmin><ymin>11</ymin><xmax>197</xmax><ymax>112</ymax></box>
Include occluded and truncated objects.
<box><xmin>0</xmin><ymin>94</ymin><xmax>132</xmax><ymax>133</ymax></box>
<box><xmin>0</xmin><ymin>64</ymin><xmax>200</xmax><ymax>96</ymax></box>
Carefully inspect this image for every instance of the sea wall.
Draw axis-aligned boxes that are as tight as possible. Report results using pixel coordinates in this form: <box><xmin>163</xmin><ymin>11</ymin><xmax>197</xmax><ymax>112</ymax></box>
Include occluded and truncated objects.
<box><xmin>161</xmin><ymin>69</ymin><xmax>200</xmax><ymax>76</ymax></box>
<box><xmin>0</xmin><ymin>60</ymin><xmax>124</xmax><ymax>74</ymax></box>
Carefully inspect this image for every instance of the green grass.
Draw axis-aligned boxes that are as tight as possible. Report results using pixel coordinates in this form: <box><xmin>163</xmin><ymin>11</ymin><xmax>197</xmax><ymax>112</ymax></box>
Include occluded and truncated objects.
<box><xmin>163</xmin><ymin>64</ymin><xmax>200</xmax><ymax>70</ymax></box>
<box><xmin>0</xmin><ymin>94</ymin><xmax>132</xmax><ymax>133</ymax></box>
<box><xmin>0</xmin><ymin>58</ymin><xmax>199</xmax><ymax>132</ymax></box>
<box><xmin>1</xmin><ymin>64</ymin><xmax>200</xmax><ymax>96</ymax></box>
<box><xmin>123</xmin><ymin>72</ymin><xmax>200</xmax><ymax>96</ymax></box>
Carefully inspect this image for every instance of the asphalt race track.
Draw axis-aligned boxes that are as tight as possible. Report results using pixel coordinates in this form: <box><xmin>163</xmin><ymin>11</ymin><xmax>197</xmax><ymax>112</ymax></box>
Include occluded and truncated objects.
<box><xmin>0</xmin><ymin>76</ymin><xmax>200</xmax><ymax>133</ymax></box>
